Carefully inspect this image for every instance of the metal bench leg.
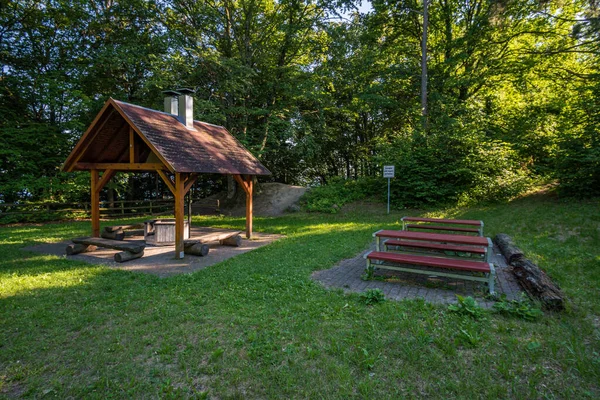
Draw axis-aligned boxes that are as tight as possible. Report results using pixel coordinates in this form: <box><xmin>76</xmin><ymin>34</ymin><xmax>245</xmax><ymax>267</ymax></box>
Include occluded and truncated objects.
<box><xmin>488</xmin><ymin>263</ymin><xmax>496</xmax><ymax>294</ymax></box>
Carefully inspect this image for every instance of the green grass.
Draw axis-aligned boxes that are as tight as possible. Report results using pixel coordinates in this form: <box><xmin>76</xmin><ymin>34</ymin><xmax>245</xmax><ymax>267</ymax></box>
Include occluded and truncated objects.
<box><xmin>1</xmin><ymin>194</ymin><xmax>599</xmax><ymax>398</ymax></box>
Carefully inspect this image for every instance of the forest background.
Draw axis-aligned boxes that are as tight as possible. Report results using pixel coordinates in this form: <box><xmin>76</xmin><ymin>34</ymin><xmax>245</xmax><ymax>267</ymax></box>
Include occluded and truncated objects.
<box><xmin>1</xmin><ymin>0</ymin><xmax>599</xmax><ymax>210</ymax></box>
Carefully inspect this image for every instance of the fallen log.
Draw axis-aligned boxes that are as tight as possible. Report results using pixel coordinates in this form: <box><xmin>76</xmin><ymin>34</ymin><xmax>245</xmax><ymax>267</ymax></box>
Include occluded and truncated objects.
<box><xmin>101</xmin><ymin>229</ymin><xmax>125</xmax><ymax>240</ymax></box>
<box><xmin>494</xmin><ymin>233</ymin><xmax>524</xmax><ymax>264</ymax></box>
<box><xmin>220</xmin><ymin>234</ymin><xmax>242</xmax><ymax>247</ymax></box>
<box><xmin>184</xmin><ymin>243</ymin><xmax>210</xmax><ymax>257</ymax></box>
<box><xmin>114</xmin><ymin>250</ymin><xmax>144</xmax><ymax>263</ymax></box>
<box><xmin>494</xmin><ymin>233</ymin><xmax>565</xmax><ymax>311</ymax></box>
<box><xmin>66</xmin><ymin>244</ymin><xmax>97</xmax><ymax>255</ymax></box>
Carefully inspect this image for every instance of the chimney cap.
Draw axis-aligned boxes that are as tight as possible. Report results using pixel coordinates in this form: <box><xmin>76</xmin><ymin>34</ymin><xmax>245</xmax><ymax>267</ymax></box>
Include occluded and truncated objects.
<box><xmin>176</xmin><ymin>88</ymin><xmax>196</xmax><ymax>95</ymax></box>
<box><xmin>162</xmin><ymin>90</ymin><xmax>181</xmax><ymax>96</ymax></box>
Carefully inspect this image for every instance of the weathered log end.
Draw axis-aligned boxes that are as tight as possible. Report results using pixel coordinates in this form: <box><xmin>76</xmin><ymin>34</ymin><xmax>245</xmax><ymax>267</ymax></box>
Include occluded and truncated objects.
<box><xmin>220</xmin><ymin>234</ymin><xmax>242</xmax><ymax>247</ymax></box>
<box><xmin>494</xmin><ymin>233</ymin><xmax>524</xmax><ymax>263</ymax></box>
<box><xmin>66</xmin><ymin>244</ymin><xmax>97</xmax><ymax>255</ymax></box>
<box><xmin>184</xmin><ymin>243</ymin><xmax>210</xmax><ymax>257</ymax></box>
<box><xmin>114</xmin><ymin>250</ymin><xmax>144</xmax><ymax>263</ymax></box>
<box><xmin>101</xmin><ymin>229</ymin><xmax>125</xmax><ymax>241</ymax></box>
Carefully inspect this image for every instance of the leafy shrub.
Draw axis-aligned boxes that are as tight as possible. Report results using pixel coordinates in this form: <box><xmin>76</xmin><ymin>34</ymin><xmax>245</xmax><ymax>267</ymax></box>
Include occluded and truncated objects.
<box><xmin>300</xmin><ymin>177</ymin><xmax>378</xmax><ymax>213</ymax></box>
<box><xmin>360</xmin><ymin>288</ymin><xmax>386</xmax><ymax>305</ymax></box>
<box><xmin>448</xmin><ymin>295</ymin><xmax>486</xmax><ymax>320</ymax></box>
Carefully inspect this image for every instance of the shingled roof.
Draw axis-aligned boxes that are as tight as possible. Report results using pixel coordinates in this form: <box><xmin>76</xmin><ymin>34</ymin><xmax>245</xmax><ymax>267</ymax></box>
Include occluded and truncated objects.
<box><xmin>62</xmin><ymin>98</ymin><xmax>271</xmax><ymax>175</ymax></box>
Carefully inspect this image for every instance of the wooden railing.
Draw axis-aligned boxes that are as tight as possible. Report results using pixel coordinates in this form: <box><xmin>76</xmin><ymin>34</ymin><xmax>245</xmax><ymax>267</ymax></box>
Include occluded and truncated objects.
<box><xmin>0</xmin><ymin>199</ymin><xmax>220</xmax><ymax>224</ymax></box>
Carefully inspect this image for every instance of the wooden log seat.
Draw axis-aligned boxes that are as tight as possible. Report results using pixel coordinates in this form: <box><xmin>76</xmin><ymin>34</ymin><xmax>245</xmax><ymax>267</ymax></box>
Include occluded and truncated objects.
<box><xmin>401</xmin><ymin>217</ymin><xmax>484</xmax><ymax>236</ymax></box>
<box><xmin>67</xmin><ymin>237</ymin><xmax>145</xmax><ymax>263</ymax></box>
<box><xmin>364</xmin><ymin>251</ymin><xmax>496</xmax><ymax>294</ymax></box>
<box><xmin>383</xmin><ymin>239</ymin><xmax>487</xmax><ymax>258</ymax></box>
<box><xmin>101</xmin><ymin>224</ymin><xmax>145</xmax><ymax>241</ymax></box>
<box><xmin>183</xmin><ymin>240</ymin><xmax>210</xmax><ymax>257</ymax></box>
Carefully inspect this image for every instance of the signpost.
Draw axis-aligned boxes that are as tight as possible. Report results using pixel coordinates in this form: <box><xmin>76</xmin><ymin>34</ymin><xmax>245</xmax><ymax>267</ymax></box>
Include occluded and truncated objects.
<box><xmin>383</xmin><ymin>165</ymin><xmax>395</xmax><ymax>214</ymax></box>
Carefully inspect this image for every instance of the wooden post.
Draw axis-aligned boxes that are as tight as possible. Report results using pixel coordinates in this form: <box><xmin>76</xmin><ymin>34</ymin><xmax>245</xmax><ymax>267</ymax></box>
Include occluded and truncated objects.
<box><xmin>129</xmin><ymin>127</ymin><xmax>135</xmax><ymax>163</ymax></box>
<box><xmin>91</xmin><ymin>169</ymin><xmax>100</xmax><ymax>237</ymax></box>
<box><xmin>174</xmin><ymin>172</ymin><xmax>185</xmax><ymax>259</ymax></box>
<box><xmin>245</xmin><ymin>175</ymin><xmax>253</xmax><ymax>239</ymax></box>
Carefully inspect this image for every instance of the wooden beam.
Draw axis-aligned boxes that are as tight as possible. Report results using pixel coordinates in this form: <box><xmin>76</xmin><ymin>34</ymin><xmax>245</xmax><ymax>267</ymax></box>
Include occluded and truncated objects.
<box><xmin>75</xmin><ymin>163</ymin><xmax>165</xmax><ymax>171</ymax></box>
<box><xmin>233</xmin><ymin>174</ymin><xmax>251</xmax><ymax>194</ymax></box>
<box><xmin>91</xmin><ymin>169</ymin><xmax>100</xmax><ymax>237</ymax></box>
<box><xmin>245</xmin><ymin>175</ymin><xmax>253</xmax><ymax>239</ymax></box>
<box><xmin>157</xmin><ymin>170</ymin><xmax>176</xmax><ymax>195</ymax></box>
<box><xmin>95</xmin><ymin>169</ymin><xmax>116</xmax><ymax>194</ymax></box>
<box><xmin>184</xmin><ymin>173</ymin><xmax>198</xmax><ymax>194</ymax></box>
<box><xmin>175</xmin><ymin>172</ymin><xmax>186</xmax><ymax>259</ymax></box>
<box><xmin>129</xmin><ymin>126</ymin><xmax>135</xmax><ymax>163</ymax></box>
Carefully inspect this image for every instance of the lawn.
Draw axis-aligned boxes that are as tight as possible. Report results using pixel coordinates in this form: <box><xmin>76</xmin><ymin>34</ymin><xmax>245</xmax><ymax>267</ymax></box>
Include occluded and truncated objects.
<box><xmin>1</xmin><ymin>194</ymin><xmax>599</xmax><ymax>398</ymax></box>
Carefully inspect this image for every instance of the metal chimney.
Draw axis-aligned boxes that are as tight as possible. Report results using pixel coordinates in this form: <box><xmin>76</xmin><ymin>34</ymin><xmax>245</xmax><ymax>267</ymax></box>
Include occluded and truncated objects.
<box><xmin>162</xmin><ymin>90</ymin><xmax>180</xmax><ymax>115</ymax></box>
<box><xmin>176</xmin><ymin>88</ymin><xmax>195</xmax><ymax>129</ymax></box>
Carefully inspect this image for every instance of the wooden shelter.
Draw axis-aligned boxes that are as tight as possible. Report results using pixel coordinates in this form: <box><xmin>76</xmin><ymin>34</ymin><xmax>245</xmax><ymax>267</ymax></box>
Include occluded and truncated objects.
<box><xmin>62</xmin><ymin>95</ymin><xmax>270</xmax><ymax>258</ymax></box>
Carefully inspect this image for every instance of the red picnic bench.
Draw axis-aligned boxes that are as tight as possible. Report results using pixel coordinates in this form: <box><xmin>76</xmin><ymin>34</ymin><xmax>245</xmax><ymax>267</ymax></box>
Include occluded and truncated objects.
<box><xmin>367</xmin><ymin>229</ymin><xmax>496</xmax><ymax>293</ymax></box>
<box><xmin>364</xmin><ymin>250</ymin><xmax>496</xmax><ymax>294</ymax></box>
<box><xmin>401</xmin><ymin>217</ymin><xmax>484</xmax><ymax>236</ymax></box>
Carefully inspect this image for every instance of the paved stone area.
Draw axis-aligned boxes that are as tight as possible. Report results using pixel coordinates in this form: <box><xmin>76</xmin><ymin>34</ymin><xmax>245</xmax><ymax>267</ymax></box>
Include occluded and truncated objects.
<box><xmin>312</xmin><ymin>244</ymin><xmax>523</xmax><ymax>308</ymax></box>
<box><xmin>25</xmin><ymin>227</ymin><xmax>283</xmax><ymax>278</ymax></box>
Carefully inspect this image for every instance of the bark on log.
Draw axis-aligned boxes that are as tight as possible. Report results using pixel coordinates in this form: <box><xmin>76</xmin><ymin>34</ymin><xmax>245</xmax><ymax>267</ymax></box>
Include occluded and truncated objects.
<box><xmin>72</xmin><ymin>237</ymin><xmax>145</xmax><ymax>253</ymax></box>
<box><xmin>184</xmin><ymin>243</ymin><xmax>210</xmax><ymax>257</ymax></box>
<box><xmin>114</xmin><ymin>250</ymin><xmax>144</xmax><ymax>263</ymax></box>
<box><xmin>494</xmin><ymin>233</ymin><xmax>524</xmax><ymax>264</ymax></box>
<box><xmin>123</xmin><ymin>229</ymin><xmax>144</xmax><ymax>237</ymax></box>
<box><xmin>512</xmin><ymin>257</ymin><xmax>565</xmax><ymax>311</ymax></box>
<box><xmin>66</xmin><ymin>244</ymin><xmax>97</xmax><ymax>255</ymax></box>
<box><xmin>494</xmin><ymin>233</ymin><xmax>565</xmax><ymax>311</ymax></box>
<box><xmin>101</xmin><ymin>229</ymin><xmax>125</xmax><ymax>240</ymax></box>
<box><xmin>104</xmin><ymin>224</ymin><xmax>144</xmax><ymax>233</ymax></box>
<box><xmin>220</xmin><ymin>234</ymin><xmax>242</xmax><ymax>247</ymax></box>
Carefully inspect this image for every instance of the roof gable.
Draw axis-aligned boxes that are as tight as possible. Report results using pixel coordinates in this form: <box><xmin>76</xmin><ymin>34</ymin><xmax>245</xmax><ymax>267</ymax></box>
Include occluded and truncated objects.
<box><xmin>63</xmin><ymin>98</ymin><xmax>271</xmax><ymax>176</ymax></box>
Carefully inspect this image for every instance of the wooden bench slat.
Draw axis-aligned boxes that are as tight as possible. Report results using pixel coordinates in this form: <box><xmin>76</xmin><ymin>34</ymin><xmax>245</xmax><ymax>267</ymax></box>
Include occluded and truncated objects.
<box><xmin>405</xmin><ymin>224</ymin><xmax>480</xmax><ymax>233</ymax></box>
<box><xmin>401</xmin><ymin>217</ymin><xmax>482</xmax><ymax>226</ymax></box>
<box><xmin>384</xmin><ymin>239</ymin><xmax>486</xmax><ymax>255</ymax></box>
<box><xmin>366</xmin><ymin>251</ymin><xmax>491</xmax><ymax>273</ymax></box>
<box><xmin>71</xmin><ymin>237</ymin><xmax>145</xmax><ymax>254</ymax></box>
<box><xmin>375</xmin><ymin>230</ymin><xmax>490</xmax><ymax>246</ymax></box>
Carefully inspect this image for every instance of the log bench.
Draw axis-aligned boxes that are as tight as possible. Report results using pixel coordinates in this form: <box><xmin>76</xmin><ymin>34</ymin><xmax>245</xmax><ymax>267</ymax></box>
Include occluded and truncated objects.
<box><xmin>101</xmin><ymin>224</ymin><xmax>145</xmax><ymax>241</ymax></box>
<box><xmin>182</xmin><ymin>231</ymin><xmax>243</xmax><ymax>257</ymax></box>
<box><xmin>401</xmin><ymin>217</ymin><xmax>484</xmax><ymax>236</ymax></box>
<box><xmin>66</xmin><ymin>237</ymin><xmax>145</xmax><ymax>263</ymax></box>
<box><xmin>364</xmin><ymin>250</ymin><xmax>496</xmax><ymax>294</ymax></box>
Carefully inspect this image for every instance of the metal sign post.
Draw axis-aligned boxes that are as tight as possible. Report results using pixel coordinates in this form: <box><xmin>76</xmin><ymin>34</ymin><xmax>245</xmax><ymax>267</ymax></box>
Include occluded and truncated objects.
<box><xmin>383</xmin><ymin>165</ymin><xmax>395</xmax><ymax>214</ymax></box>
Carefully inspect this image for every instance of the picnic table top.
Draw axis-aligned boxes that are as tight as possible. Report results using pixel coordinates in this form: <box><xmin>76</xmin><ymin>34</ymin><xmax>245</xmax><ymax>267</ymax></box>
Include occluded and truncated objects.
<box><xmin>366</xmin><ymin>251</ymin><xmax>492</xmax><ymax>273</ymax></box>
<box><xmin>401</xmin><ymin>217</ymin><xmax>483</xmax><ymax>226</ymax></box>
<box><xmin>374</xmin><ymin>230</ymin><xmax>490</xmax><ymax>246</ymax></box>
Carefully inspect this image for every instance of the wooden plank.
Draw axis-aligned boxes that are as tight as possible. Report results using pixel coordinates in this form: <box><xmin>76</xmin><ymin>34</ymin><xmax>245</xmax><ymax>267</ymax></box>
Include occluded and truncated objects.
<box><xmin>401</xmin><ymin>217</ymin><xmax>482</xmax><ymax>226</ymax></box>
<box><xmin>91</xmin><ymin>169</ymin><xmax>100</xmax><ymax>237</ymax></box>
<box><xmin>384</xmin><ymin>239</ymin><xmax>486</xmax><ymax>255</ymax></box>
<box><xmin>184</xmin><ymin>230</ymin><xmax>241</xmax><ymax>245</ymax></box>
<box><xmin>405</xmin><ymin>224</ymin><xmax>480</xmax><ymax>233</ymax></box>
<box><xmin>76</xmin><ymin>163</ymin><xmax>165</xmax><ymax>171</ymax></box>
<box><xmin>104</xmin><ymin>223</ymin><xmax>145</xmax><ymax>232</ymax></box>
<box><xmin>375</xmin><ymin>230</ymin><xmax>489</xmax><ymax>246</ymax></box>
<box><xmin>366</xmin><ymin>251</ymin><xmax>491</xmax><ymax>273</ymax></box>
<box><xmin>72</xmin><ymin>237</ymin><xmax>145</xmax><ymax>253</ymax></box>
<box><xmin>157</xmin><ymin>170</ymin><xmax>176</xmax><ymax>195</ymax></box>
<box><xmin>174</xmin><ymin>172</ymin><xmax>185</xmax><ymax>259</ymax></box>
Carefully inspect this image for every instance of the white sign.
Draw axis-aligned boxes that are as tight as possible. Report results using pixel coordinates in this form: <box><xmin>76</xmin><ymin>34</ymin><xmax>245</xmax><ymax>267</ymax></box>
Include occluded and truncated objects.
<box><xmin>383</xmin><ymin>165</ymin><xmax>395</xmax><ymax>178</ymax></box>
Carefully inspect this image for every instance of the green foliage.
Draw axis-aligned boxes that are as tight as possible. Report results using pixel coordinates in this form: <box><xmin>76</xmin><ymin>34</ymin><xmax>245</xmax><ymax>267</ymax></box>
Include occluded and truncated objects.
<box><xmin>300</xmin><ymin>177</ymin><xmax>378</xmax><ymax>213</ymax></box>
<box><xmin>448</xmin><ymin>295</ymin><xmax>486</xmax><ymax>320</ymax></box>
<box><xmin>493</xmin><ymin>295</ymin><xmax>543</xmax><ymax>321</ymax></box>
<box><xmin>359</xmin><ymin>289</ymin><xmax>386</xmax><ymax>306</ymax></box>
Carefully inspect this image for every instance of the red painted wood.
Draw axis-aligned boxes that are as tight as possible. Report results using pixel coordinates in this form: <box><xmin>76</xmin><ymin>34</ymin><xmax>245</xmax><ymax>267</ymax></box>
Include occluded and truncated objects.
<box><xmin>367</xmin><ymin>251</ymin><xmax>491</xmax><ymax>273</ymax></box>
<box><xmin>384</xmin><ymin>239</ymin><xmax>486</xmax><ymax>254</ymax></box>
<box><xmin>402</xmin><ymin>217</ymin><xmax>482</xmax><ymax>226</ymax></box>
<box><xmin>406</xmin><ymin>224</ymin><xmax>480</xmax><ymax>233</ymax></box>
<box><xmin>375</xmin><ymin>230</ymin><xmax>489</xmax><ymax>246</ymax></box>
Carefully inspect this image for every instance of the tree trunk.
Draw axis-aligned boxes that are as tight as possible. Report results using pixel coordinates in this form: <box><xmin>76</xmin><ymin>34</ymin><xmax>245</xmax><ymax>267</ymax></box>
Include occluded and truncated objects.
<box><xmin>494</xmin><ymin>233</ymin><xmax>524</xmax><ymax>264</ymax></box>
